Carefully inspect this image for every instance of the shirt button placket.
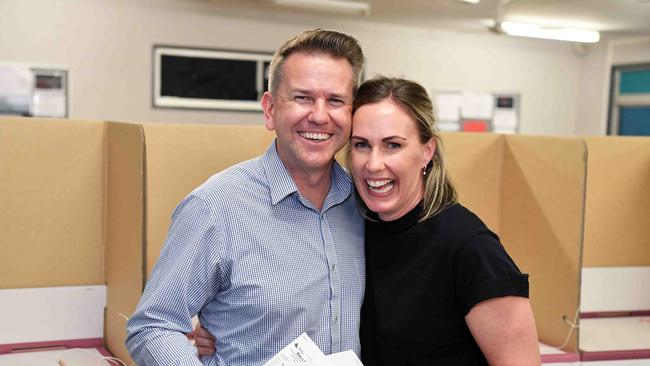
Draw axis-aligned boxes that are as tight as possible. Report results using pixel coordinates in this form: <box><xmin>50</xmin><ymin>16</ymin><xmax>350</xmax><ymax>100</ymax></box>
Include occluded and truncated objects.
<box><xmin>320</xmin><ymin>212</ymin><xmax>342</xmax><ymax>353</ymax></box>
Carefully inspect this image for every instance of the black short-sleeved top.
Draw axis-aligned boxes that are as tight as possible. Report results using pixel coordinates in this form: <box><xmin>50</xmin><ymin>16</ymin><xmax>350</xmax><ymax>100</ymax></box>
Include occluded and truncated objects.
<box><xmin>360</xmin><ymin>203</ymin><xmax>529</xmax><ymax>366</ymax></box>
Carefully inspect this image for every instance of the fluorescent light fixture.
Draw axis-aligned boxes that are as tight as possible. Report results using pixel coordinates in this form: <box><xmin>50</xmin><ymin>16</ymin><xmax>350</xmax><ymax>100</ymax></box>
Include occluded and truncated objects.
<box><xmin>500</xmin><ymin>21</ymin><xmax>600</xmax><ymax>43</ymax></box>
<box><xmin>263</xmin><ymin>0</ymin><xmax>370</xmax><ymax>15</ymax></box>
<box><xmin>459</xmin><ymin>0</ymin><xmax>480</xmax><ymax>4</ymax></box>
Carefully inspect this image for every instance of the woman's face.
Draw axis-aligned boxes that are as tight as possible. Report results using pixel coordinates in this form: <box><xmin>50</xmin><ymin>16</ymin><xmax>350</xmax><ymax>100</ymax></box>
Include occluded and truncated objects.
<box><xmin>350</xmin><ymin>99</ymin><xmax>435</xmax><ymax>221</ymax></box>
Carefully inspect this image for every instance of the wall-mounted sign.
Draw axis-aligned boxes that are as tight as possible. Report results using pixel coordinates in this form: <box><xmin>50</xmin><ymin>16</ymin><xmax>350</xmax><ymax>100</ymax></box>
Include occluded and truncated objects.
<box><xmin>0</xmin><ymin>62</ymin><xmax>68</xmax><ymax>118</ymax></box>
<box><xmin>434</xmin><ymin>91</ymin><xmax>520</xmax><ymax>134</ymax></box>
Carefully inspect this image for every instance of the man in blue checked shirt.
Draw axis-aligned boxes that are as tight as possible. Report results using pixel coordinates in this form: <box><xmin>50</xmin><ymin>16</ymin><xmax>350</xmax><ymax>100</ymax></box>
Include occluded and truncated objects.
<box><xmin>126</xmin><ymin>29</ymin><xmax>366</xmax><ymax>366</ymax></box>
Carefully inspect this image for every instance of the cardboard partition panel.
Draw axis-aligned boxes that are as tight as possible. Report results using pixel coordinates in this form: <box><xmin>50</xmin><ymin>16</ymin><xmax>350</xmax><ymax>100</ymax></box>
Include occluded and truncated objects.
<box><xmin>582</xmin><ymin>136</ymin><xmax>650</xmax><ymax>267</ymax></box>
<box><xmin>499</xmin><ymin>135</ymin><xmax>587</xmax><ymax>353</ymax></box>
<box><xmin>142</xmin><ymin>123</ymin><xmax>276</xmax><ymax>277</ymax></box>
<box><xmin>579</xmin><ymin>136</ymin><xmax>650</xmax><ymax>359</ymax></box>
<box><xmin>105</xmin><ymin>122</ymin><xmax>145</xmax><ymax>363</ymax></box>
<box><xmin>442</xmin><ymin>132</ymin><xmax>503</xmax><ymax>233</ymax></box>
<box><xmin>104</xmin><ymin>122</ymin><xmax>275</xmax><ymax>364</ymax></box>
<box><xmin>0</xmin><ymin>117</ymin><xmax>105</xmax><ymax>289</ymax></box>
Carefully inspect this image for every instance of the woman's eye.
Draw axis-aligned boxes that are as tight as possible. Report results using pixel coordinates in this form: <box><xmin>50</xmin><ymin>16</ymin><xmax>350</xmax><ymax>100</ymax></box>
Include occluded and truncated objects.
<box><xmin>387</xmin><ymin>142</ymin><xmax>401</xmax><ymax>149</ymax></box>
<box><xmin>353</xmin><ymin>141</ymin><xmax>369</xmax><ymax>149</ymax></box>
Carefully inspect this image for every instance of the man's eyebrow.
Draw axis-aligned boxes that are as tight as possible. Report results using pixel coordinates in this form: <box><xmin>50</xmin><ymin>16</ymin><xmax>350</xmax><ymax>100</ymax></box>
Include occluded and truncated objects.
<box><xmin>290</xmin><ymin>88</ymin><xmax>312</xmax><ymax>94</ymax></box>
<box><xmin>329</xmin><ymin>92</ymin><xmax>349</xmax><ymax>98</ymax></box>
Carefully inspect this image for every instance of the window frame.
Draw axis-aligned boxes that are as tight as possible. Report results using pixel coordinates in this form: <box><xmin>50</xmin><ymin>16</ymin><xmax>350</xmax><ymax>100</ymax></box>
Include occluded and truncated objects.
<box><xmin>607</xmin><ymin>63</ymin><xmax>650</xmax><ymax>135</ymax></box>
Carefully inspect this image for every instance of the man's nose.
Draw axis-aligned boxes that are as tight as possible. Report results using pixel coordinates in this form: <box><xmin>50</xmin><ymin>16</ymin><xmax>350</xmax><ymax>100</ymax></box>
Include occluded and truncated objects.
<box><xmin>308</xmin><ymin>100</ymin><xmax>328</xmax><ymax>124</ymax></box>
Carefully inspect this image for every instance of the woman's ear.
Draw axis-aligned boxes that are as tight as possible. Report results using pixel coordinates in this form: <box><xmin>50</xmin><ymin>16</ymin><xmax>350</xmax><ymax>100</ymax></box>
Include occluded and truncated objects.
<box><xmin>423</xmin><ymin>138</ymin><xmax>436</xmax><ymax>167</ymax></box>
<box><xmin>261</xmin><ymin>92</ymin><xmax>275</xmax><ymax>131</ymax></box>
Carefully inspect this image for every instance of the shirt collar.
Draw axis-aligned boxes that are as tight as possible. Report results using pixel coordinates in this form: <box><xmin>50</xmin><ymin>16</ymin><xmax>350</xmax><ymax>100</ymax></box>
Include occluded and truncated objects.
<box><xmin>262</xmin><ymin>140</ymin><xmax>353</xmax><ymax>209</ymax></box>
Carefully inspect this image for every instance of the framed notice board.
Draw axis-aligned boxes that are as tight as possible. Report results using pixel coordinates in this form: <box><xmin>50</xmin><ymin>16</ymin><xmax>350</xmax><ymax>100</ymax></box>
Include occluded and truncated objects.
<box><xmin>0</xmin><ymin>62</ymin><xmax>68</xmax><ymax>118</ymax></box>
<box><xmin>434</xmin><ymin>91</ymin><xmax>520</xmax><ymax>134</ymax></box>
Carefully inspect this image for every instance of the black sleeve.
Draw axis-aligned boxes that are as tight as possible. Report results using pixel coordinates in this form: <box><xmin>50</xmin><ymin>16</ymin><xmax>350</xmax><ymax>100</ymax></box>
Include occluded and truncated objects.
<box><xmin>453</xmin><ymin>232</ymin><xmax>529</xmax><ymax>316</ymax></box>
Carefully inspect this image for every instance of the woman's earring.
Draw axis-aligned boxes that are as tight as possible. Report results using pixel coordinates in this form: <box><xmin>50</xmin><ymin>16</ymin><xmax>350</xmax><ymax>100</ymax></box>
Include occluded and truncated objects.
<box><xmin>422</xmin><ymin>167</ymin><xmax>427</xmax><ymax>176</ymax></box>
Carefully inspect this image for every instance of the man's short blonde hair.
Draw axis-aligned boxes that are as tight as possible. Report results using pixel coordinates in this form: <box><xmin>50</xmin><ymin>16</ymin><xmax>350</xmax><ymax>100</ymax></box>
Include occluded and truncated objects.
<box><xmin>268</xmin><ymin>29</ymin><xmax>364</xmax><ymax>94</ymax></box>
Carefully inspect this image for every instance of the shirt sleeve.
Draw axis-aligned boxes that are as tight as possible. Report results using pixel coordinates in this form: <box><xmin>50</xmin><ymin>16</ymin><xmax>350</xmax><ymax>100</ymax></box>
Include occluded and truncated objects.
<box><xmin>126</xmin><ymin>195</ymin><xmax>223</xmax><ymax>366</ymax></box>
<box><xmin>453</xmin><ymin>232</ymin><xmax>529</xmax><ymax>316</ymax></box>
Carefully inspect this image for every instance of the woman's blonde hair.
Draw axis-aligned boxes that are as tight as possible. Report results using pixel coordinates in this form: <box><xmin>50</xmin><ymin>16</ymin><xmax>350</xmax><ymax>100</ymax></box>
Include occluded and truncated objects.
<box><xmin>346</xmin><ymin>76</ymin><xmax>458</xmax><ymax>221</ymax></box>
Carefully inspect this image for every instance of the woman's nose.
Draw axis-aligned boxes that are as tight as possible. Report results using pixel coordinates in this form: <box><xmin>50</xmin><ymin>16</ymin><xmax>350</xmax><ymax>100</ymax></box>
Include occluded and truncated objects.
<box><xmin>366</xmin><ymin>151</ymin><xmax>384</xmax><ymax>172</ymax></box>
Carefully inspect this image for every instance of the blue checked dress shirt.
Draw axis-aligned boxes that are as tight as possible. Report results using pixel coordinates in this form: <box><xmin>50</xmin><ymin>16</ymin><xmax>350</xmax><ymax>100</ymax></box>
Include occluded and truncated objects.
<box><xmin>126</xmin><ymin>141</ymin><xmax>365</xmax><ymax>366</ymax></box>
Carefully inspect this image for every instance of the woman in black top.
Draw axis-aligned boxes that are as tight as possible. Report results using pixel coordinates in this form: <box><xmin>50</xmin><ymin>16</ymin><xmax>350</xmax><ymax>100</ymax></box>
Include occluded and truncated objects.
<box><xmin>347</xmin><ymin>76</ymin><xmax>540</xmax><ymax>365</ymax></box>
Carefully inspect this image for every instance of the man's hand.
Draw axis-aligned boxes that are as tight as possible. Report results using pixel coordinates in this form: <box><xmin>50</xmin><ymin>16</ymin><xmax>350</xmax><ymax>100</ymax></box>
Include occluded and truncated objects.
<box><xmin>187</xmin><ymin>323</ymin><xmax>216</xmax><ymax>356</ymax></box>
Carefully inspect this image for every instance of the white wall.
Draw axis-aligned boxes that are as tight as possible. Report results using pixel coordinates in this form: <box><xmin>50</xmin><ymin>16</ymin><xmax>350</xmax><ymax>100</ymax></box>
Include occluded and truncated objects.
<box><xmin>575</xmin><ymin>36</ymin><xmax>650</xmax><ymax>135</ymax></box>
<box><xmin>0</xmin><ymin>0</ymin><xmax>609</xmax><ymax>135</ymax></box>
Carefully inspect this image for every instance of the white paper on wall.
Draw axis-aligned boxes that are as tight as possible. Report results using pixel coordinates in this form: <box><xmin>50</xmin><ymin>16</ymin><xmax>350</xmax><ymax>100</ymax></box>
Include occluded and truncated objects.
<box><xmin>435</xmin><ymin>93</ymin><xmax>461</xmax><ymax>121</ymax></box>
<box><xmin>437</xmin><ymin>121</ymin><xmax>461</xmax><ymax>132</ymax></box>
<box><xmin>492</xmin><ymin>109</ymin><xmax>518</xmax><ymax>129</ymax></box>
<box><xmin>460</xmin><ymin>92</ymin><xmax>493</xmax><ymax>119</ymax></box>
<box><xmin>0</xmin><ymin>64</ymin><xmax>32</xmax><ymax>115</ymax></box>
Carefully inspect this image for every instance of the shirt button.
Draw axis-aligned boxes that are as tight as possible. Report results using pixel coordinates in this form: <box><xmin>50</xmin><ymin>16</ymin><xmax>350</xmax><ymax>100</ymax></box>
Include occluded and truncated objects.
<box><xmin>331</xmin><ymin>264</ymin><xmax>336</xmax><ymax>271</ymax></box>
<box><xmin>334</xmin><ymin>315</ymin><xmax>339</xmax><ymax>323</ymax></box>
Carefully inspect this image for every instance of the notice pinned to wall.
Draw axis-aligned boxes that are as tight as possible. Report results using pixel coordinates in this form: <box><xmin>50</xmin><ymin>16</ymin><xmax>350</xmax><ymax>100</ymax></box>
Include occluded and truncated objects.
<box><xmin>460</xmin><ymin>92</ymin><xmax>494</xmax><ymax>120</ymax></box>
<box><xmin>0</xmin><ymin>63</ymin><xmax>68</xmax><ymax>118</ymax></box>
<box><xmin>0</xmin><ymin>64</ymin><xmax>32</xmax><ymax>116</ymax></box>
<box><xmin>433</xmin><ymin>90</ymin><xmax>519</xmax><ymax>134</ymax></box>
<box><xmin>32</xmin><ymin>69</ymin><xmax>68</xmax><ymax>118</ymax></box>
<box><xmin>434</xmin><ymin>93</ymin><xmax>462</xmax><ymax>121</ymax></box>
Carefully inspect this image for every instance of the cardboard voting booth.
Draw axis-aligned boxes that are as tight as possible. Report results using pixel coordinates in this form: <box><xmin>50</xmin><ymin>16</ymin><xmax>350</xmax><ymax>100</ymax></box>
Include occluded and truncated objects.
<box><xmin>2</xmin><ymin>116</ymin><xmax>648</xmax><ymax>365</ymax></box>
<box><xmin>443</xmin><ymin>132</ymin><xmax>503</xmax><ymax>232</ymax></box>
<box><xmin>105</xmin><ymin>122</ymin><xmax>275</xmax><ymax>363</ymax></box>
<box><xmin>579</xmin><ymin>136</ymin><xmax>650</xmax><ymax>361</ymax></box>
<box><xmin>499</xmin><ymin>135</ymin><xmax>587</xmax><ymax>362</ymax></box>
<box><xmin>444</xmin><ymin>133</ymin><xmax>586</xmax><ymax>362</ymax></box>
<box><xmin>0</xmin><ymin>118</ymin><xmax>105</xmax><ymax>289</ymax></box>
<box><xmin>0</xmin><ymin>117</ymin><xmax>110</xmax><ymax>364</ymax></box>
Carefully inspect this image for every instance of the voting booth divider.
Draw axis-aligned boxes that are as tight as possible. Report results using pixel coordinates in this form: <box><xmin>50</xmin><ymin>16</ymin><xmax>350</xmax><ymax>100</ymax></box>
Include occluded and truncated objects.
<box><xmin>1</xmin><ymin>116</ymin><xmax>649</xmax><ymax>365</ymax></box>
<box><xmin>0</xmin><ymin>118</ymin><xmax>110</xmax><ymax>364</ymax></box>
<box><xmin>497</xmin><ymin>135</ymin><xmax>587</xmax><ymax>360</ymax></box>
<box><xmin>578</xmin><ymin>137</ymin><xmax>650</xmax><ymax>361</ymax></box>
<box><xmin>105</xmin><ymin>122</ymin><xmax>276</xmax><ymax>363</ymax></box>
<box><xmin>0</xmin><ymin>118</ymin><xmax>105</xmax><ymax>290</ymax></box>
<box><xmin>443</xmin><ymin>133</ymin><xmax>587</xmax><ymax>361</ymax></box>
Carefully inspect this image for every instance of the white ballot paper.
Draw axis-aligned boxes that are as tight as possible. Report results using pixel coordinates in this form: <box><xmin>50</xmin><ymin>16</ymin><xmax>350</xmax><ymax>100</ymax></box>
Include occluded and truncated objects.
<box><xmin>302</xmin><ymin>350</ymin><xmax>364</xmax><ymax>366</ymax></box>
<box><xmin>263</xmin><ymin>333</ymin><xmax>325</xmax><ymax>366</ymax></box>
<box><xmin>263</xmin><ymin>333</ymin><xmax>363</xmax><ymax>366</ymax></box>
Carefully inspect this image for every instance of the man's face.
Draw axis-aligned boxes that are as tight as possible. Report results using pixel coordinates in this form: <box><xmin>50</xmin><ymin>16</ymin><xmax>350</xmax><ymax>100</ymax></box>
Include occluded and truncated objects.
<box><xmin>262</xmin><ymin>52</ymin><xmax>354</xmax><ymax>176</ymax></box>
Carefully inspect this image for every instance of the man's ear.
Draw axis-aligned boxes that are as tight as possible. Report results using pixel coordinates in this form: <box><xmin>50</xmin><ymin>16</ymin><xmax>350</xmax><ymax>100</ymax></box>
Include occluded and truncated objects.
<box><xmin>261</xmin><ymin>92</ymin><xmax>275</xmax><ymax>131</ymax></box>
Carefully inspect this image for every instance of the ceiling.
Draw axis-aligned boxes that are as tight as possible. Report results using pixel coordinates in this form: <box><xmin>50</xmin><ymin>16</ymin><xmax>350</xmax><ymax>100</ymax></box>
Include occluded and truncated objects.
<box><xmin>235</xmin><ymin>0</ymin><xmax>650</xmax><ymax>39</ymax></box>
<box><xmin>366</xmin><ymin>0</ymin><xmax>650</xmax><ymax>36</ymax></box>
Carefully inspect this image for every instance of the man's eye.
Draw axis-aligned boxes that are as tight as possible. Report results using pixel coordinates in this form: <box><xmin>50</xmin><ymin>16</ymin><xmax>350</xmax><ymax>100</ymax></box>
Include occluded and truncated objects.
<box><xmin>329</xmin><ymin>98</ymin><xmax>344</xmax><ymax>106</ymax></box>
<box><xmin>295</xmin><ymin>95</ymin><xmax>310</xmax><ymax>102</ymax></box>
